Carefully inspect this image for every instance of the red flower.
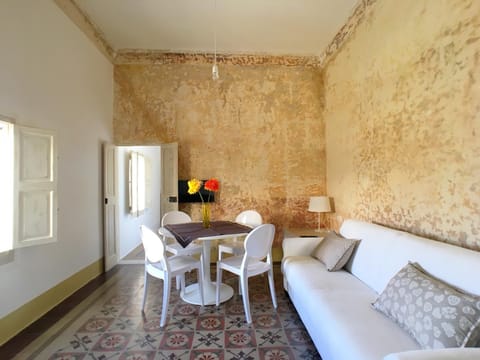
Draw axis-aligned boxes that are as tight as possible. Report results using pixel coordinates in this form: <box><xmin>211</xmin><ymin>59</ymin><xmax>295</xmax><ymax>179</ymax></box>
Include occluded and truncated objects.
<box><xmin>204</xmin><ymin>178</ymin><xmax>219</xmax><ymax>192</ymax></box>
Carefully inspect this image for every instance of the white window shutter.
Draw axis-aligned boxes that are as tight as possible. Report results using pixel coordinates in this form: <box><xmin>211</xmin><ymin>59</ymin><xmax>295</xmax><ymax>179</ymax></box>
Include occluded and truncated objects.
<box><xmin>128</xmin><ymin>151</ymin><xmax>146</xmax><ymax>217</ymax></box>
<box><xmin>14</xmin><ymin>125</ymin><xmax>57</xmax><ymax>248</ymax></box>
<box><xmin>128</xmin><ymin>152</ymin><xmax>138</xmax><ymax>216</ymax></box>
<box><xmin>145</xmin><ymin>156</ymin><xmax>152</xmax><ymax>209</ymax></box>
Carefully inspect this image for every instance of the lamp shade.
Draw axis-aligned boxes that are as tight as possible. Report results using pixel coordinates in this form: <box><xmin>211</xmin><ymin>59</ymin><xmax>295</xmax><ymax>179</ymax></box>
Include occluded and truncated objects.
<box><xmin>308</xmin><ymin>196</ymin><xmax>331</xmax><ymax>213</ymax></box>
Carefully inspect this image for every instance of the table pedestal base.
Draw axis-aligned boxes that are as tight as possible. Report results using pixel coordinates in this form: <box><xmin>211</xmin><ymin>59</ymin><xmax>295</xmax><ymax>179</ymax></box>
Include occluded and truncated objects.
<box><xmin>181</xmin><ymin>282</ymin><xmax>233</xmax><ymax>306</ymax></box>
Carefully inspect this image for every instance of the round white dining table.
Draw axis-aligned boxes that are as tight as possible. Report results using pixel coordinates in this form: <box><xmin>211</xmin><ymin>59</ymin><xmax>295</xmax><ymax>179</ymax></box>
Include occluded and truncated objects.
<box><xmin>159</xmin><ymin>223</ymin><xmax>250</xmax><ymax>305</ymax></box>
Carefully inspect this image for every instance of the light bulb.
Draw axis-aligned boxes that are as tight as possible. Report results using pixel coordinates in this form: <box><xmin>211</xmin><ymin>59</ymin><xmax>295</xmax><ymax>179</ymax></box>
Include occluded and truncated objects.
<box><xmin>212</xmin><ymin>63</ymin><xmax>219</xmax><ymax>81</ymax></box>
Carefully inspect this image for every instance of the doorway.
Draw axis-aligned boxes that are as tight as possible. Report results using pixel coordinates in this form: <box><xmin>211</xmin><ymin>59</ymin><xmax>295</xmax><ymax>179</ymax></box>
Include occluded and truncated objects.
<box><xmin>103</xmin><ymin>143</ymin><xmax>178</xmax><ymax>269</ymax></box>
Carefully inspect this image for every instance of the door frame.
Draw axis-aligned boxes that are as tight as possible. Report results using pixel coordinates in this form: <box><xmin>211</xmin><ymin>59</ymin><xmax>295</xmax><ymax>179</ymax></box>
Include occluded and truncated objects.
<box><xmin>103</xmin><ymin>143</ymin><xmax>118</xmax><ymax>271</ymax></box>
<box><xmin>103</xmin><ymin>143</ymin><xmax>178</xmax><ymax>269</ymax></box>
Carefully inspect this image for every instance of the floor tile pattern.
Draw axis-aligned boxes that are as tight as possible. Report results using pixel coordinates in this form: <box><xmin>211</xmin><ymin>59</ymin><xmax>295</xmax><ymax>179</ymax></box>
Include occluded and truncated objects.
<box><xmin>15</xmin><ymin>264</ymin><xmax>321</xmax><ymax>360</ymax></box>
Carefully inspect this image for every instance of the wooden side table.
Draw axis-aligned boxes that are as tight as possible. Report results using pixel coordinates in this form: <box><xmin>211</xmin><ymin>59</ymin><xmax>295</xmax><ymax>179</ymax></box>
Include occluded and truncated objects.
<box><xmin>284</xmin><ymin>228</ymin><xmax>330</xmax><ymax>238</ymax></box>
<box><xmin>282</xmin><ymin>228</ymin><xmax>331</xmax><ymax>259</ymax></box>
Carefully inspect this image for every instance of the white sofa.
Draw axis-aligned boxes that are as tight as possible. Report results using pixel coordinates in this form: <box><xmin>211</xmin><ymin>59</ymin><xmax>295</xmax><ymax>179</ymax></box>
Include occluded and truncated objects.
<box><xmin>281</xmin><ymin>219</ymin><xmax>480</xmax><ymax>360</ymax></box>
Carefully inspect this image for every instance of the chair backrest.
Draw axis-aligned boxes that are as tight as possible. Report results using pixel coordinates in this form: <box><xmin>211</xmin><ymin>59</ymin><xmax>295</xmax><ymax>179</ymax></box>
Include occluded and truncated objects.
<box><xmin>235</xmin><ymin>210</ymin><xmax>263</xmax><ymax>228</ymax></box>
<box><xmin>161</xmin><ymin>211</ymin><xmax>192</xmax><ymax>226</ymax></box>
<box><xmin>244</xmin><ymin>224</ymin><xmax>275</xmax><ymax>261</ymax></box>
<box><xmin>140</xmin><ymin>225</ymin><xmax>167</xmax><ymax>268</ymax></box>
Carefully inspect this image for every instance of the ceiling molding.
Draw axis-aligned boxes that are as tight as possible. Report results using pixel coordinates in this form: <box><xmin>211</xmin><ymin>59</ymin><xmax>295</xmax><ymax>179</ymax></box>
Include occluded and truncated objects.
<box><xmin>55</xmin><ymin>0</ymin><xmax>374</xmax><ymax>70</ymax></box>
<box><xmin>114</xmin><ymin>50</ymin><xmax>321</xmax><ymax>67</ymax></box>
<box><xmin>319</xmin><ymin>0</ymin><xmax>377</xmax><ymax>67</ymax></box>
<box><xmin>54</xmin><ymin>0</ymin><xmax>115</xmax><ymax>62</ymax></box>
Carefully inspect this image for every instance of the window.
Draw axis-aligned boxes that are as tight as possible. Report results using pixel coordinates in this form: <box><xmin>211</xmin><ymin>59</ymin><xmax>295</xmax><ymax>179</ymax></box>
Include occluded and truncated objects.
<box><xmin>0</xmin><ymin>120</ymin><xmax>14</xmax><ymax>252</ymax></box>
<box><xmin>129</xmin><ymin>151</ymin><xmax>146</xmax><ymax>216</ymax></box>
<box><xmin>0</xmin><ymin>118</ymin><xmax>57</xmax><ymax>252</ymax></box>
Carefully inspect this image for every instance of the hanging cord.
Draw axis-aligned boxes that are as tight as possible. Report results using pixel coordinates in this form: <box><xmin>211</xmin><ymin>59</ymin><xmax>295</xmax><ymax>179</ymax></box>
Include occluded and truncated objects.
<box><xmin>214</xmin><ymin>0</ymin><xmax>217</xmax><ymax>64</ymax></box>
<box><xmin>212</xmin><ymin>0</ymin><xmax>219</xmax><ymax>80</ymax></box>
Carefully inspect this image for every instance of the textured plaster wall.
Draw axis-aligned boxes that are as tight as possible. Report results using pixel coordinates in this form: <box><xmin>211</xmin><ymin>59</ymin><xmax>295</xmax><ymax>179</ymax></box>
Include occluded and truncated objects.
<box><xmin>114</xmin><ymin>63</ymin><xmax>325</xmax><ymax>246</ymax></box>
<box><xmin>324</xmin><ymin>0</ymin><xmax>480</xmax><ymax>249</ymax></box>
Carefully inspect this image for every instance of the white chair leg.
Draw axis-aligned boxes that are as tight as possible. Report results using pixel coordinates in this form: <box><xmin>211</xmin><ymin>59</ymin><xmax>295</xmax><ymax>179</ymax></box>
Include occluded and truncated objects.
<box><xmin>235</xmin><ymin>248</ymin><xmax>246</xmax><ymax>298</ymax></box>
<box><xmin>175</xmin><ymin>275</ymin><xmax>181</xmax><ymax>290</ymax></box>
<box><xmin>240</xmin><ymin>275</ymin><xmax>252</xmax><ymax>323</ymax></box>
<box><xmin>215</xmin><ymin>263</ymin><xmax>222</xmax><ymax>306</ymax></box>
<box><xmin>197</xmin><ymin>267</ymin><xmax>205</xmax><ymax>306</ymax></box>
<box><xmin>268</xmin><ymin>268</ymin><xmax>278</xmax><ymax>309</ymax></box>
<box><xmin>160</xmin><ymin>276</ymin><xmax>171</xmax><ymax>327</ymax></box>
<box><xmin>180</xmin><ymin>274</ymin><xmax>186</xmax><ymax>292</ymax></box>
<box><xmin>141</xmin><ymin>271</ymin><xmax>148</xmax><ymax>312</ymax></box>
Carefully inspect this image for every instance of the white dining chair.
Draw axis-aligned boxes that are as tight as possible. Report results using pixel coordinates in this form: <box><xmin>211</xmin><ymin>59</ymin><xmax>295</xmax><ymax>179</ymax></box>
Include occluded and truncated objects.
<box><xmin>218</xmin><ymin>210</ymin><xmax>263</xmax><ymax>260</ymax></box>
<box><xmin>160</xmin><ymin>211</ymin><xmax>203</xmax><ymax>289</ymax></box>
<box><xmin>161</xmin><ymin>211</ymin><xmax>203</xmax><ymax>256</ymax></box>
<box><xmin>215</xmin><ymin>223</ymin><xmax>277</xmax><ymax>324</ymax></box>
<box><xmin>140</xmin><ymin>225</ymin><xmax>204</xmax><ymax>327</ymax></box>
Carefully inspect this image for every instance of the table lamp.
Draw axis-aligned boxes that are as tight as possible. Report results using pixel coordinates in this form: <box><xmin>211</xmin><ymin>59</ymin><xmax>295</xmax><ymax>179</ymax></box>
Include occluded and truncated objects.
<box><xmin>308</xmin><ymin>196</ymin><xmax>331</xmax><ymax>232</ymax></box>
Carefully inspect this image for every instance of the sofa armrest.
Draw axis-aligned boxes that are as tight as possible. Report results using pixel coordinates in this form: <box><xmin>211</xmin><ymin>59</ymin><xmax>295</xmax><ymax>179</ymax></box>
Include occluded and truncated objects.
<box><xmin>282</xmin><ymin>236</ymin><xmax>323</xmax><ymax>258</ymax></box>
<box><xmin>384</xmin><ymin>348</ymin><xmax>480</xmax><ymax>360</ymax></box>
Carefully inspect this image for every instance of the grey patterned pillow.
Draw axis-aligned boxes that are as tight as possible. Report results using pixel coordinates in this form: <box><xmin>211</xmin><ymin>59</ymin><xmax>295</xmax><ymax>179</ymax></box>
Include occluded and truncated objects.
<box><xmin>372</xmin><ymin>262</ymin><xmax>480</xmax><ymax>349</ymax></box>
<box><xmin>311</xmin><ymin>232</ymin><xmax>357</xmax><ymax>271</ymax></box>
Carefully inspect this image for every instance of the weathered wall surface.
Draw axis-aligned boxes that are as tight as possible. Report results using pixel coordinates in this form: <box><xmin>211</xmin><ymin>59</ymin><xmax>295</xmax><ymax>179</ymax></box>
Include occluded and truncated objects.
<box><xmin>114</xmin><ymin>63</ymin><xmax>325</xmax><ymax>246</ymax></box>
<box><xmin>324</xmin><ymin>0</ymin><xmax>480</xmax><ymax>249</ymax></box>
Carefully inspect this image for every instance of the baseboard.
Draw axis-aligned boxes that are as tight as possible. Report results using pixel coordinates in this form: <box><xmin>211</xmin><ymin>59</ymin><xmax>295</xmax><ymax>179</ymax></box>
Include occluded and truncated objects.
<box><xmin>272</xmin><ymin>247</ymin><xmax>283</xmax><ymax>262</ymax></box>
<box><xmin>0</xmin><ymin>258</ymin><xmax>104</xmax><ymax>346</ymax></box>
<box><xmin>118</xmin><ymin>259</ymin><xmax>143</xmax><ymax>265</ymax></box>
<box><xmin>115</xmin><ymin>246</ymin><xmax>284</xmax><ymax>266</ymax></box>
<box><xmin>118</xmin><ymin>244</ymin><xmax>284</xmax><ymax>264</ymax></box>
<box><xmin>208</xmin><ymin>246</ymin><xmax>283</xmax><ymax>263</ymax></box>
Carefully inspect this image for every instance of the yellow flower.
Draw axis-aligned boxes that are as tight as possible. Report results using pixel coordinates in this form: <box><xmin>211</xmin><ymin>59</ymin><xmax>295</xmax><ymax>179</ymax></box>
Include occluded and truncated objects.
<box><xmin>187</xmin><ymin>178</ymin><xmax>202</xmax><ymax>195</ymax></box>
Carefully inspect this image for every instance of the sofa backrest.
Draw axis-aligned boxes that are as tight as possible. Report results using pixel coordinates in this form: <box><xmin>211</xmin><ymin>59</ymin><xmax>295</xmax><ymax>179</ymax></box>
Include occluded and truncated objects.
<box><xmin>339</xmin><ymin>219</ymin><xmax>480</xmax><ymax>295</ymax></box>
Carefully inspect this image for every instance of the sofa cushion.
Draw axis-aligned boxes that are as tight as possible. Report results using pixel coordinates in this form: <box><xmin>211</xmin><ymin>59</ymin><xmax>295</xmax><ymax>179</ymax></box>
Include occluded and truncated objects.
<box><xmin>384</xmin><ymin>348</ymin><xmax>480</xmax><ymax>360</ymax></box>
<box><xmin>311</xmin><ymin>232</ymin><xmax>357</xmax><ymax>271</ymax></box>
<box><xmin>282</xmin><ymin>256</ymin><xmax>371</xmax><ymax>293</ymax></box>
<box><xmin>282</xmin><ymin>256</ymin><xmax>420</xmax><ymax>359</ymax></box>
<box><xmin>373</xmin><ymin>262</ymin><xmax>480</xmax><ymax>349</ymax></box>
<box><xmin>284</xmin><ymin>256</ymin><xmax>480</xmax><ymax>359</ymax></box>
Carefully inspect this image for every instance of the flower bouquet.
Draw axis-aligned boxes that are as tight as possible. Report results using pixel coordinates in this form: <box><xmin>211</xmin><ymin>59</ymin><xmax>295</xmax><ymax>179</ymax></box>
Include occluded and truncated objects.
<box><xmin>187</xmin><ymin>178</ymin><xmax>219</xmax><ymax>228</ymax></box>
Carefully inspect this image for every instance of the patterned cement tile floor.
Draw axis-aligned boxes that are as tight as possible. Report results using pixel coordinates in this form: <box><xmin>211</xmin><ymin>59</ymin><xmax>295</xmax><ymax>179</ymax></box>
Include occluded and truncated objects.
<box><xmin>12</xmin><ymin>264</ymin><xmax>321</xmax><ymax>360</ymax></box>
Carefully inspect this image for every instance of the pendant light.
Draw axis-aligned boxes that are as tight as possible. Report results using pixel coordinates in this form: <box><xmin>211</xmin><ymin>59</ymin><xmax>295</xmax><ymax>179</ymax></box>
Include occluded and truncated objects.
<box><xmin>212</xmin><ymin>0</ymin><xmax>219</xmax><ymax>80</ymax></box>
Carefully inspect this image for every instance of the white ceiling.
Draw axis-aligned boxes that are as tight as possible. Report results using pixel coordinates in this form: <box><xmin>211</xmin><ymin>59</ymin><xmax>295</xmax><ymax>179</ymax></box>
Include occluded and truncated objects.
<box><xmin>73</xmin><ymin>0</ymin><xmax>359</xmax><ymax>56</ymax></box>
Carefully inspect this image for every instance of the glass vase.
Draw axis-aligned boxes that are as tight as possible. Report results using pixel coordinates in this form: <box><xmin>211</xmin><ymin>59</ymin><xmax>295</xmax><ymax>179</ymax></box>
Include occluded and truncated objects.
<box><xmin>201</xmin><ymin>202</ymin><xmax>210</xmax><ymax>228</ymax></box>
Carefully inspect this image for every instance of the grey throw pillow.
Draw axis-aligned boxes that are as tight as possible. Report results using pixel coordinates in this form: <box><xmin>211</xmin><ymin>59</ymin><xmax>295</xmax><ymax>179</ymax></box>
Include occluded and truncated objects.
<box><xmin>372</xmin><ymin>262</ymin><xmax>480</xmax><ymax>349</ymax></box>
<box><xmin>311</xmin><ymin>232</ymin><xmax>357</xmax><ymax>271</ymax></box>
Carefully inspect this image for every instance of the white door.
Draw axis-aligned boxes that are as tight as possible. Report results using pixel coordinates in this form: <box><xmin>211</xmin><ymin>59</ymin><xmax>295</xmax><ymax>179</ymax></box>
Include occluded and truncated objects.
<box><xmin>160</xmin><ymin>143</ymin><xmax>178</xmax><ymax>220</ymax></box>
<box><xmin>103</xmin><ymin>144</ymin><xmax>118</xmax><ymax>271</ymax></box>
